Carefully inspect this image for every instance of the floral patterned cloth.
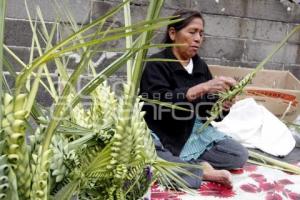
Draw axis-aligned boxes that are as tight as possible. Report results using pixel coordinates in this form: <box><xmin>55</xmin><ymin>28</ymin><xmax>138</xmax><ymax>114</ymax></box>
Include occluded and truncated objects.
<box><xmin>151</xmin><ymin>163</ymin><xmax>300</xmax><ymax>200</ymax></box>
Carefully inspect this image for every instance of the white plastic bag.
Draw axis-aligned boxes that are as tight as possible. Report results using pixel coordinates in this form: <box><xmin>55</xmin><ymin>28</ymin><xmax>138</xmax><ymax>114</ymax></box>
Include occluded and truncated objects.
<box><xmin>212</xmin><ymin>98</ymin><xmax>296</xmax><ymax>156</ymax></box>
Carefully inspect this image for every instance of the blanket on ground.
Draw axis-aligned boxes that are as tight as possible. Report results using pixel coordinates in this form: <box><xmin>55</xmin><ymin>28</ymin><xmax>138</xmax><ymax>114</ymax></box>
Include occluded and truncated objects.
<box><xmin>151</xmin><ymin>163</ymin><xmax>300</xmax><ymax>200</ymax></box>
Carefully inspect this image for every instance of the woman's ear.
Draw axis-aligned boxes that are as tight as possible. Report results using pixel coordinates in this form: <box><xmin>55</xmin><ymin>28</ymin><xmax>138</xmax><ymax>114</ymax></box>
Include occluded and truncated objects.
<box><xmin>168</xmin><ymin>27</ymin><xmax>176</xmax><ymax>42</ymax></box>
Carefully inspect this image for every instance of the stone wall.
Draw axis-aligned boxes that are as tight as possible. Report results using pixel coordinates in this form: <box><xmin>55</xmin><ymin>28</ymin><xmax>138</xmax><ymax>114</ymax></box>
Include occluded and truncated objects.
<box><xmin>4</xmin><ymin>0</ymin><xmax>300</xmax><ymax>105</ymax></box>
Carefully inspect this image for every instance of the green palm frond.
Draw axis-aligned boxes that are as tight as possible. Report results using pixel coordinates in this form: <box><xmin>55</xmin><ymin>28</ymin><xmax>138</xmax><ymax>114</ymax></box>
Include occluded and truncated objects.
<box><xmin>123</xmin><ymin>0</ymin><xmax>133</xmax><ymax>82</ymax></box>
<box><xmin>53</xmin><ymin>181</ymin><xmax>80</xmax><ymax>200</ymax></box>
<box><xmin>0</xmin><ymin>0</ymin><xmax>208</xmax><ymax>199</ymax></box>
<box><xmin>130</xmin><ymin>0</ymin><xmax>165</xmax><ymax>96</ymax></box>
<box><xmin>15</xmin><ymin>0</ymin><xmax>131</xmax><ymax>95</ymax></box>
<box><xmin>0</xmin><ymin>0</ymin><xmax>6</xmax><ymax>124</ymax></box>
<box><xmin>248</xmin><ymin>150</ymin><xmax>300</xmax><ymax>175</ymax></box>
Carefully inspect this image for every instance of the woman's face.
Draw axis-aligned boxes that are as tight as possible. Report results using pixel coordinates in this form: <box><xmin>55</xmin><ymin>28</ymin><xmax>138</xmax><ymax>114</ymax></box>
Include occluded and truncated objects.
<box><xmin>169</xmin><ymin>17</ymin><xmax>204</xmax><ymax>60</ymax></box>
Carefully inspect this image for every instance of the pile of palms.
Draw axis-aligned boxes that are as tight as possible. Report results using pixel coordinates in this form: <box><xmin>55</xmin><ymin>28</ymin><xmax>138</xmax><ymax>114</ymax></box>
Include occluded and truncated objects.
<box><xmin>0</xmin><ymin>0</ymin><xmax>196</xmax><ymax>199</ymax></box>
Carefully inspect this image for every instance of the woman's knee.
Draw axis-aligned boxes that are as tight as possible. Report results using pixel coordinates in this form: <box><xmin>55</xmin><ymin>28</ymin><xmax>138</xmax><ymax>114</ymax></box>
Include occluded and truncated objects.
<box><xmin>231</xmin><ymin>145</ymin><xmax>248</xmax><ymax>168</ymax></box>
<box><xmin>217</xmin><ymin>139</ymin><xmax>249</xmax><ymax>169</ymax></box>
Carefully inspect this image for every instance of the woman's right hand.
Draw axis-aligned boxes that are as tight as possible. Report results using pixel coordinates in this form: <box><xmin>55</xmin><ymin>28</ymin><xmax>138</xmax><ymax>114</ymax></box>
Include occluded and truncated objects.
<box><xmin>186</xmin><ymin>76</ymin><xmax>236</xmax><ymax>102</ymax></box>
<box><xmin>203</xmin><ymin>76</ymin><xmax>237</xmax><ymax>93</ymax></box>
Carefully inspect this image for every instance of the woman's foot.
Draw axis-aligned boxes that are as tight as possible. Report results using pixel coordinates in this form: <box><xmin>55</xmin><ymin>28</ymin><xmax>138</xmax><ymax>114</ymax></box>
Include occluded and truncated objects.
<box><xmin>202</xmin><ymin>162</ymin><xmax>232</xmax><ymax>188</ymax></box>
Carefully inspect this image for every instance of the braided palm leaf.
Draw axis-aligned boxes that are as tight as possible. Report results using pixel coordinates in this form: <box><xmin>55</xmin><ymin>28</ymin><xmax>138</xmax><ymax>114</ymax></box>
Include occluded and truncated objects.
<box><xmin>28</xmin><ymin>126</ymin><xmax>44</xmax><ymax>157</ymax></box>
<box><xmin>50</xmin><ymin>135</ymin><xmax>69</xmax><ymax>183</ymax></box>
<box><xmin>86</xmin><ymin>84</ymin><xmax>156</xmax><ymax>199</ymax></box>
<box><xmin>128</xmin><ymin>102</ymin><xmax>147</xmax><ymax>162</ymax></box>
<box><xmin>0</xmin><ymin>141</ymin><xmax>19</xmax><ymax>200</ymax></box>
<box><xmin>65</xmin><ymin>82</ymin><xmax>117</xmax><ymax>143</ymax></box>
<box><xmin>124</xmin><ymin>102</ymin><xmax>158</xmax><ymax>199</ymax></box>
<box><xmin>89</xmin><ymin>82</ymin><xmax>117</xmax><ymax>130</ymax></box>
<box><xmin>85</xmin><ymin>82</ymin><xmax>118</xmax><ymax>144</ymax></box>
<box><xmin>0</xmin><ymin>155</ymin><xmax>10</xmax><ymax>199</ymax></box>
<box><xmin>52</xmin><ymin>80</ymin><xmax>197</xmax><ymax>199</ymax></box>
<box><xmin>72</xmin><ymin>103</ymin><xmax>91</xmax><ymax>129</ymax></box>
<box><xmin>104</xmin><ymin>84</ymin><xmax>133</xmax><ymax>199</ymax></box>
<box><xmin>1</xmin><ymin>93</ymin><xmax>31</xmax><ymax>199</ymax></box>
<box><xmin>71</xmin><ymin>84</ymin><xmax>137</xmax><ymax>199</ymax></box>
<box><xmin>49</xmin><ymin>83</ymin><xmax>119</xmax><ymax>198</ymax></box>
<box><xmin>30</xmin><ymin>147</ymin><xmax>52</xmax><ymax>200</ymax></box>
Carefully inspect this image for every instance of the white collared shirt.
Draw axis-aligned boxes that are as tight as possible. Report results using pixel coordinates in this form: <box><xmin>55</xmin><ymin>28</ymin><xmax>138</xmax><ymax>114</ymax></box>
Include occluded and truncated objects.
<box><xmin>184</xmin><ymin>59</ymin><xmax>193</xmax><ymax>74</ymax></box>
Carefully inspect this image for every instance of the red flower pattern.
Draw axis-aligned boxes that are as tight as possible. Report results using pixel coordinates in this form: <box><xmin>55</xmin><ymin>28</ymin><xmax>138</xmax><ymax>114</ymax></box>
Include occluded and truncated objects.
<box><xmin>240</xmin><ymin>171</ymin><xmax>300</xmax><ymax>200</ymax></box>
<box><xmin>286</xmin><ymin>190</ymin><xmax>300</xmax><ymax>200</ymax></box>
<box><xmin>151</xmin><ymin>192</ymin><xmax>182</xmax><ymax>200</ymax></box>
<box><xmin>151</xmin><ymin>184</ymin><xmax>185</xmax><ymax>200</ymax></box>
<box><xmin>199</xmin><ymin>182</ymin><xmax>236</xmax><ymax>198</ymax></box>
<box><xmin>244</xmin><ymin>164</ymin><xmax>258</xmax><ymax>172</ymax></box>
<box><xmin>240</xmin><ymin>183</ymin><xmax>261</xmax><ymax>193</ymax></box>
<box><xmin>249</xmin><ymin>173</ymin><xmax>267</xmax><ymax>182</ymax></box>
<box><xmin>265</xmin><ymin>192</ymin><xmax>282</xmax><ymax>200</ymax></box>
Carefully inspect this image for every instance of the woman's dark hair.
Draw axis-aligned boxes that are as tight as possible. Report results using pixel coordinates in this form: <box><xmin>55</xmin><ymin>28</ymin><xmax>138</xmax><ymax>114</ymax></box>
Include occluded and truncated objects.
<box><xmin>163</xmin><ymin>9</ymin><xmax>204</xmax><ymax>44</ymax></box>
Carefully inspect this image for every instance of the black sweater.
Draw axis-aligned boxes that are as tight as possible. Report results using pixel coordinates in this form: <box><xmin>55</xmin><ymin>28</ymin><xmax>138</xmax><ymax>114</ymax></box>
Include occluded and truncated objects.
<box><xmin>140</xmin><ymin>48</ymin><xmax>219</xmax><ymax>156</ymax></box>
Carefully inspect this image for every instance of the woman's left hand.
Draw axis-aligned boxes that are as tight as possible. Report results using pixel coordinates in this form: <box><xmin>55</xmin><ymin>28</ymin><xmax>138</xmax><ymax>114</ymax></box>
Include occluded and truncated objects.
<box><xmin>222</xmin><ymin>99</ymin><xmax>236</xmax><ymax>111</ymax></box>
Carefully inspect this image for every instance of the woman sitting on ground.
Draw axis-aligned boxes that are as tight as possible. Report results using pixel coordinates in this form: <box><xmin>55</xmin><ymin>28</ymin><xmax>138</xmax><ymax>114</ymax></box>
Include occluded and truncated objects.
<box><xmin>140</xmin><ymin>9</ymin><xmax>248</xmax><ymax>188</ymax></box>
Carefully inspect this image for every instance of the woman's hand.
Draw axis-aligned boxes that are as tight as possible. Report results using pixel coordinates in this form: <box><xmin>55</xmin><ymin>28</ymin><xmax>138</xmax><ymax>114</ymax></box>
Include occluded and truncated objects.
<box><xmin>186</xmin><ymin>76</ymin><xmax>236</xmax><ymax>102</ymax></box>
<box><xmin>204</xmin><ymin>76</ymin><xmax>237</xmax><ymax>93</ymax></box>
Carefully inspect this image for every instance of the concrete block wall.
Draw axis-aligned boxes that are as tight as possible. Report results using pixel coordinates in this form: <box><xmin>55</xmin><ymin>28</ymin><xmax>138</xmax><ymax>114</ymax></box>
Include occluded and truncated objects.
<box><xmin>4</xmin><ymin>0</ymin><xmax>300</xmax><ymax>106</ymax></box>
<box><xmin>193</xmin><ymin>0</ymin><xmax>300</xmax><ymax>75</ymax></box>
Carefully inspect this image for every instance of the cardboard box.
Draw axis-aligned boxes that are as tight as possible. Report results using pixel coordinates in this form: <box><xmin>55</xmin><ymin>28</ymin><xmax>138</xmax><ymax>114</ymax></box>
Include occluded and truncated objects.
<box><xmin>208</xmin><ymin>65</ymin><xmax>300</xmax><ymax>122</ymax></box>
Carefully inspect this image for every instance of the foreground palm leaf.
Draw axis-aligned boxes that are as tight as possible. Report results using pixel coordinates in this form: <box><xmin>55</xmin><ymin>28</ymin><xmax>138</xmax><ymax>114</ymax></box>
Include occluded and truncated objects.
<box><xmin>0</xmin><ymin>0</ymin><xmax>6</xmax><ymax>119</ymax></box>
<box><xmin>248</xmin><ymin>150</ymin><xmax>300</xmax><ymax>175</ymax></box>
<box><xmin>0</xmin><ymin>0</ymin><xmax>201</xmax><ymax>199</ymax></box>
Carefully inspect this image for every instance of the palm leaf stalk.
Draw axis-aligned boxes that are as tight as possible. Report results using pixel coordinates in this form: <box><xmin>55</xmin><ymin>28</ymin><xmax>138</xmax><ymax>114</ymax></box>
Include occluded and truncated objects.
<box><xmin>123</xmin><ymin>0</ymin><xmax>133</xmax><ymax>83</ymax></box>
<box><xmin>139</xmin><ymin>96</ymin><xmax>193</xmax><ymax>112</ymax></box>
<box><xmin>130</xmin><ymin>0</ymin><xmax>165</xmax><ymax>96</ymax></box>
<box><xmin>23</xmin><ymin>3</ymin><xmax>54</xmax><ymax>115</ymax></box>
<box><xmin>0</xmin><ymin>0</ymin><xmax>6</xmax><ymax>125</ymax></box>
<box><xmin>248</xmin><ymin>150</ymin><xmax>300</xmax><ymax>175</ymax></box>
<box><xmin>52</xmin><ymin>0</ymin><xmax>106</xmax><ymax>81</ymax></box>
<box><xmin>197</xmin><ymin>24</ymin><xmax>300</xmax><ymax>134</ymax></box>
<box><xmin>69</xmin><ymin>42</ymin><xmax>180</xmax><ymax>108</ymax></box>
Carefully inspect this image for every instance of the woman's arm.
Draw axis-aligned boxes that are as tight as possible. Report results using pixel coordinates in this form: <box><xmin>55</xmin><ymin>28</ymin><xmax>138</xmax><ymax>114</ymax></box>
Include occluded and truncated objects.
<box><xmin>186</xmin><ymin>76</ymin><xmax>237</xmax><ymax>102</ymax></box>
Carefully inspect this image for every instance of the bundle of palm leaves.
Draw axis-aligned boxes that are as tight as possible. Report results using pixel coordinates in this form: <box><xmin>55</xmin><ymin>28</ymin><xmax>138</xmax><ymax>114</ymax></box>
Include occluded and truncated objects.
<box><xmin>0</xmin><ymin>0</ymin><xmax>199</xmax><ymax>199</ymax></box>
